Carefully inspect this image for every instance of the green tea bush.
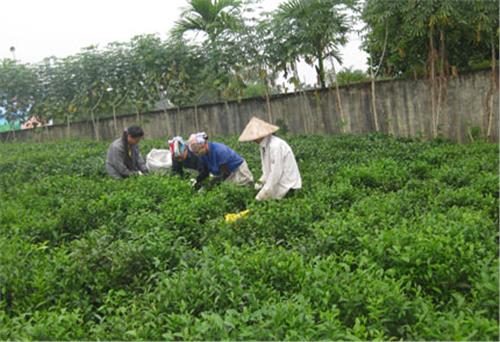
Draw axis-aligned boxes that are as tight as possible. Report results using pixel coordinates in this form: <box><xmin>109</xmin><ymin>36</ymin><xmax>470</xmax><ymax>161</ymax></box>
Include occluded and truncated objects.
<box><xmin>0</xmin><ymin>134</ymin><xmax>498</xmax><ymax>340</ymax></box>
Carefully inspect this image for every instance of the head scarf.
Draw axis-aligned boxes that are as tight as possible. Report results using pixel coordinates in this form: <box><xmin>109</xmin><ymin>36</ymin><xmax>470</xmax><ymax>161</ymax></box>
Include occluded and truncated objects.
<box><xmin>168</xmin><ymin>136</ymin><xmax>186</xmax><ymax>158</ymax></box>
<box><xmin>188</xmin><ymin>132</ymin><xmax>208</xmax><ymax>154</ymax></box>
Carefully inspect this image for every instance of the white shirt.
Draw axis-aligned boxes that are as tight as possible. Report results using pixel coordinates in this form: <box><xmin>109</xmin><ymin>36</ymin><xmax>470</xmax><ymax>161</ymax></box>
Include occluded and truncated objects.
<box><xmin>256</xmin><ymin>135</ymin><xmax>302</xmax><ymax>201</ymax></box>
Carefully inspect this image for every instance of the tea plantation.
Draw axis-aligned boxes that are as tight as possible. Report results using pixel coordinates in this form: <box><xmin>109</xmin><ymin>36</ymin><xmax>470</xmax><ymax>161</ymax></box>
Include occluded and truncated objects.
<box><xmin>0</xmin><ymin>134</ymin><xmax>498</xmax><ymax>340</ymax></box>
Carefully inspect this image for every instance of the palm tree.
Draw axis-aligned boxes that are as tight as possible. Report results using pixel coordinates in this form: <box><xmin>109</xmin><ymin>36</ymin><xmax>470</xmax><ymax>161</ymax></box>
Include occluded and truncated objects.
<box><xmin>173</xmin><ymin>0</ymin><xmax>243</xmax><ymax>44</ymax></box>
<box><xmin>267</xmin><ymin>0</ymin><xmax>355</xmax><ymax>132</ymax></box>
<box><xmin>173</xmin><ymin>0</ymin><xmax>244</xmax><ymax>101</ymax></box>
<box><xmin>273</xmin><ymin>0</ymin><xmax>355</xmax><ymax>88</ymax></box>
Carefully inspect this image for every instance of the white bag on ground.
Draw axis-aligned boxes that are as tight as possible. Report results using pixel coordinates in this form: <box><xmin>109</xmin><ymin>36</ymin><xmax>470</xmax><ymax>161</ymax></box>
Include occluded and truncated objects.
<box><xmin>146</xmin><ymin>149</ymin><xmax>172</xmax><ymax>173</ymax></box>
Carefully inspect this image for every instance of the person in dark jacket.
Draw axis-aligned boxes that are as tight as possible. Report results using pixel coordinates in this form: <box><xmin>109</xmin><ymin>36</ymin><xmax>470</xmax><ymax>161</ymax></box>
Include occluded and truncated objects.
<box><xmin>106</xmin><ymin>126</ymin><xmax>149</xmax><ymax>179</ymax></box>
<box><xmin>169</xmin><ymin>136</ymin><xmax>209</xmax><ymax>189</ymax></box>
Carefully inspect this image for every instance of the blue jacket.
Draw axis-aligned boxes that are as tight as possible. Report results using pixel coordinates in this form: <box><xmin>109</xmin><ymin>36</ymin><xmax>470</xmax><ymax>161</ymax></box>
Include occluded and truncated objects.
<box><xmin>200</xmin><ymin>142</ymin><xmax>243</xmax><ymax>176</ymax></box>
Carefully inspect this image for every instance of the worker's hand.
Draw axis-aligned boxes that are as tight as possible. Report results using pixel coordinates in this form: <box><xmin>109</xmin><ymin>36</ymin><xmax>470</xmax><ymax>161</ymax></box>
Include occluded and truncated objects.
<box><xmin>255</xmin><ymin>188</ymin><xmax>270</xmax><ymax>201</ymax></box>
<box><xmin>137</xmin><ymin>171</ymin><xmax>144</xmax><ymax>176</ymax></box>
<box><xmin>220</xmin><ymin>165</ymin><xmax>231</xmax><ymax>180</ymax></box>
<box><xmin>254</xmin><ymin>182</ymin><xmax>263</xmax><ymax>191</ymax></box>
<box><xmin>189</xmin><ymin>178</ymin><xmax>197</xmax><ymax>187</ymax></box>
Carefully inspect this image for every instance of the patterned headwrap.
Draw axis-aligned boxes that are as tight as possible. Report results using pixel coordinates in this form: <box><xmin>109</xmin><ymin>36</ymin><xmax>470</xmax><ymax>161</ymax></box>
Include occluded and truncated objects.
<box><xmin>188</xmin><ymin>132</ymin><xmax>208</xmax><ymax>154</ymax></box>
<box><xmin>168</xmin><ymin>136</ymin><xmax>186</xmax><ymax>158</ymax></box>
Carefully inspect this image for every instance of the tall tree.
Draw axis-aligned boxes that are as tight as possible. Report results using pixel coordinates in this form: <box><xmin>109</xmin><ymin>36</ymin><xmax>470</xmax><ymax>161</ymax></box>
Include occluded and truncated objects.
<box><xmin>129</xmin><ymin>34</ymin><xmax>169</xmax><ymax>123</ymax></box>
<box><xmin>102</xmin><ymin>42</ymin><xmax>134</xmax><ymax>134</ymax></box>
<box><xmin>174</xmin><ymin>0</ymin><xmax>243</xmax><ymax>43</ymax></box>
<box><xmin>266</xmin><ymin>0</ymin><xmax>356</xmax><ymax>133</ymax></box>
<box><xmin>0</xmin><ymin>59</ymin><xmax>38</xmax><ymax>137</ymax></box>
<box><xmin>362</xmin><ymin>0</ymin><xmax>498</xmax><ymax>138</ymax></box>
<box><xmin>237</xmin><ymin>17</ymin><xmax>280</xmax><ymax>122</ymax></box>
<box><xmin>362</xmin><ymin>0</ymin><xmax>497</xmax><ymax>78</ymax></box>
<box><xmin>72</xmin><ymin>46</ymin><xmax>110</xmax><ymax>140</ymax></box>
<box><xmin>469</xmin><ymin>0</ymin><xmax>499</xmax><ymax>139</ymax></box>
<box><xmin>173</xmin><ymin>0</ymin><xmax>246</xmax><ymax>100</ymax></box>
<box><xmin>270</xmin><ymin>0</ymin><xmax>355</xmax><ymax>88</ymax></box>
<box><xmin>362</xmin><ymin>0</ymin><xmax>399</xmax><ymax>132</ymax></box>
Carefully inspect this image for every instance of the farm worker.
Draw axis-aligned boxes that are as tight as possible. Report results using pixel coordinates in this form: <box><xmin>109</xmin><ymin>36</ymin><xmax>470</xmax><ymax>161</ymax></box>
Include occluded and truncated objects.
<box><xmin>239</xmin><ymin>117</ymin><xmax>301</xmax><ymax>201</ymax></box>
<box><xmin>187</xmin><ymin>132</ymin><xmax>254</xmax><ymax>186</ymax></box>
<box><xmin>106</xmin><ymin>125</ymin><xmax>149</xmax><ymax>179</ymax></box>
<box><xmin>169</xmin><ymin>136</ymin><xmax>209</xmax><ymax>190</ymax></box>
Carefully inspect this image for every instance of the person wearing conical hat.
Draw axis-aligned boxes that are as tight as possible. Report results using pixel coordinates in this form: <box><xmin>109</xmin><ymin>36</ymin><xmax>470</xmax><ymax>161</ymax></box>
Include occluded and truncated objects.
<box><xmin>239</xmin><ymin>117</ymin><xmax>301</xmax><ymax>201</ymax></box>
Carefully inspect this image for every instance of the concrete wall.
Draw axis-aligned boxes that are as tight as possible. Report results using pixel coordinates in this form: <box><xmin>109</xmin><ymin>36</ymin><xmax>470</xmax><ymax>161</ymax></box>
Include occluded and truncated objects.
<box><xmin>1</xmin><ymin>69</ymin><xmax>497</xmax><ymax>143</ymax></box>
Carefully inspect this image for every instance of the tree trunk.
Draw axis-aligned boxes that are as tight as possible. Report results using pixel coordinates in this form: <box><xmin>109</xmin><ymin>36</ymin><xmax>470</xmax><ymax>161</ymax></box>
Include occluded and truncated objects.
<box><xmin>66</xmin><ymin>115</ymin><xmax>71</xmax><ymax>139</ymax></box>
<box><xmin>259</xmin><ymin>65</ymin><xmax>273</xmax><ymax>123</ymax></box>
<box><xmin>436</xmin><ymin>29</ymin><xmax>447</xmax><ymax>139</ymax></box>
<box><xmin>429</xmin><ymin>25</ymin><xmax>437</xmax><ymax>138</ymax></box>
<box><xmin>213</xmin><ymin>63</ymin><xmax>222</xmax><ymax>101</ymax></box>
<box><xmin>155</xmin><ymin>86</ymin><xmax>171</xmax><ymax>136</ymax></box>
<box><xmin>370</xmin><ymin>22</ymin><xmax>388</xmax><ymax>133</ymax></box>
<box><xmin>194</xmin><ymin>103</ymin><xmax>199</xmax><ymax>132</ymax></box>
<box><xmin>330</xmin><ymin>59</ymin><xmax>346</xmax><ymax>133</ymax></box>
<box><xmin>112</xmin><ymin>106</ymin><xmax>118</xmax><ymax>136</ymax></box>
<box><xmin>293</xmin><ymin>63</ymin><xmax>310</xmax><ymax>134</ymax></box>
<box><xmin>487</xmin><ymin>36</ymin><xmax>497</xmax><ymax>139</ymax></box>
<box><xmin>224</xmin><ymin>101</ymin><xmax>232</xmax><ymax>135</ymax></box>
<box><xmin>177</xmin><ymin>106</ymin><xmax>181</xmax><ymax>135</ymax></box>
<box><xmin>134</xmin><ymin>104</ymin><xmax>141</xmax><ymax>125</ymax></box>
<box><xmin>90</xmin><ymin>92</ymin><xmax>103</xmax><ymax>141</ymax></box>
<box><xmin>44</xmin><ymin>121</ymin><xmax>49</xmax><ymax>139</ymax></box>
<box><xmin>96</xmin><ymin>116</ymin><xmax>100</xmax><ymax>141</ymax></box>
<box><xmin>370</xmin><ymin>64</ymin><xmax>380</xmax><ymax>132</ymax></box>
<box><xmin>109</xmin><ymin>92</ymin><xmax>128</xmax><ymax>137</ymax></box>
<box><xmin>467</xmin><ymin>127</ymin><xmax>475</xmax><ymax>142</ymax></box>
<box><xmin>264</xmin><ymin>80</ymin><xmax>273</xmax><ymax>123</ymax></box>
<box><xmin>318</xmin><ymin>53</ymin><xmax>326</xmax><ymax>88</ymax></box>
<box><xmin>90</xmin><ymin>110</ymin><xmax>98</xmax><ymax>141</ymax></box>
<box><xmin>163</xmin><ymin>108</ymin><xmax>171</xmax><ymax>137</ymax></box>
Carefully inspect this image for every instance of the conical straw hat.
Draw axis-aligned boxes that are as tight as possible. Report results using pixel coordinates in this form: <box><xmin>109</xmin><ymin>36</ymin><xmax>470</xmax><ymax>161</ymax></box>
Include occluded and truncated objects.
<box><xmin>239</xmin><ymin>117</ymin><xmax>279</xmax><ymax>142</ymax></box>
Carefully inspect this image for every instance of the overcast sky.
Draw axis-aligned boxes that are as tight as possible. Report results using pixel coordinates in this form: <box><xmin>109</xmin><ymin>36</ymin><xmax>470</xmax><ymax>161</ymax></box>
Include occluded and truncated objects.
<box><xmin>1</xmin><ymin>0</ymin><xmax>368</xmax><ymax>85</ymax></box>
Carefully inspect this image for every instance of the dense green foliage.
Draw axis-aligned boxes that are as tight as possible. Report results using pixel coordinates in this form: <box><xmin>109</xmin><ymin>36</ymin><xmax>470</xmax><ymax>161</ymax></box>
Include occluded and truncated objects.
<box><xmin>0</xmin><ymin>134</ymin><xmax>498</xmax><ymax>340</ymax></box>
<box><xmin>2</xmin><ymin>0</ymin><xmax>498</xmax><ymax>129</ymax></box>
<box><xmin>362</xmin><ymin>0</ymin><xmax>499</xmax><ymax>78</ymax></box>
<box><xmin>334</xmin><ymin>68</ymin><xmax>370</xmax><ymax>85</ymax></box>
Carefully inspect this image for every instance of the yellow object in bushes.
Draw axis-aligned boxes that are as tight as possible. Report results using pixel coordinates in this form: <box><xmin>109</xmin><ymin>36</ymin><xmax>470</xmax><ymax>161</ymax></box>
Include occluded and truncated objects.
<box><xmin>224</xmin><ymin>209</ymin><xmax>250</xmax><ymax>223</ymax></box>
